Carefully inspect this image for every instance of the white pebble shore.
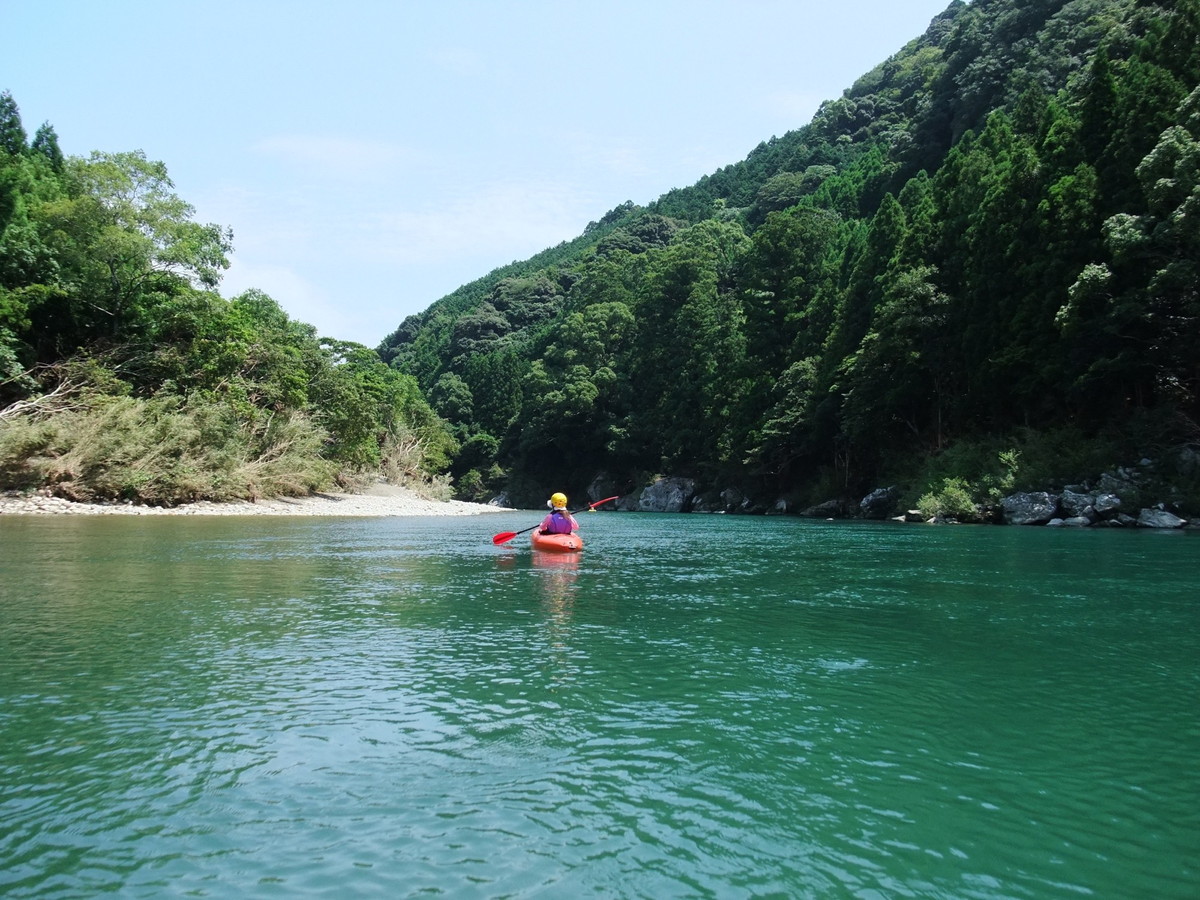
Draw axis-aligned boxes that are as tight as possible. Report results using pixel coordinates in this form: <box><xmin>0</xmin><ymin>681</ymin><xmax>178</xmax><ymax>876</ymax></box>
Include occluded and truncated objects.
<box><xmin>0</xmin><ymin>483</ymin><xmax>511</xmax><ymax>517</ymax></box>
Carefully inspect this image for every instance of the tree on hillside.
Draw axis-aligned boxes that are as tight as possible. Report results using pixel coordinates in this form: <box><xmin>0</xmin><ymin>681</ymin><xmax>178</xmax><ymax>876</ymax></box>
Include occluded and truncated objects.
<box><xmin>15</xmin><ymin>151</ymin><xmax>232</xmax><ymax>360</ymax></box>
<box><xmin>0</xmin><ymin>91</ymin><xmax>27</xmax><ymax>157</ymax></box>
<box><xmin>31</xmin><ymin>123</ymin><xmax>64</xmax><ymax>172</ymax></box>
<box><xmin>1058</xmin><ymin>85</ymin><xmax>1200</xmax><ymax>419</ymax></box>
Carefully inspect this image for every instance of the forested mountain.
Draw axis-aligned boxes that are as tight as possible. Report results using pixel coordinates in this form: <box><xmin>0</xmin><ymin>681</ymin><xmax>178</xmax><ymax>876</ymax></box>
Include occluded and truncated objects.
<box><xmin>379</xmin><ymin>0</ymin><xmax>1200</xmax><ymax>514</ymax></box>
<box><xmin>3</xmin><ymin>0</ymin><xmax>1197</xmax><ymax>514</ymax></box>
<box><xmin>0</xmin><ymin>99</ymin><xmax>455</xmax><ymax>503</ymax></box>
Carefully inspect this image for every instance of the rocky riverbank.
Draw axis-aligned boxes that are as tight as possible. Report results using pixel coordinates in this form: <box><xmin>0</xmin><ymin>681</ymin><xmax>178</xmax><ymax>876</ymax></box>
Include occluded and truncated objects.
<box><xmin>577</xmin><ymin>459</ymin><xmax>1198</xmax><ymax>529</ymax></box>
<box><xmin>0</xmin><ymin>482</ymin><xmax>512</xmax><ymax>517</ymax></box>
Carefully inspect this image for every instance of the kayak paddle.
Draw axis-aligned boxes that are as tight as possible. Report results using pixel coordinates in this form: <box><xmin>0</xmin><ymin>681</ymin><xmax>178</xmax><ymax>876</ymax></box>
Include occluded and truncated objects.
<box><xmin>491</xmin><ymin>495</ymin><xmax>619</xmax><ymax>545</ymax></box>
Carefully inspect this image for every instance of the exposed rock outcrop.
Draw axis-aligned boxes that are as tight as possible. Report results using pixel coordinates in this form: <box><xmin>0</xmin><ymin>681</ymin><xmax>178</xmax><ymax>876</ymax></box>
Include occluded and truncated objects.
<box><xmin>587</xmin><ymin>472</ymin><xmax>623</xmax><ymax>506</ymax></box>
<box><xmin>633</xmin><ymin>476</ymin><xmax>697</xmax><ymax>513</ymax></box>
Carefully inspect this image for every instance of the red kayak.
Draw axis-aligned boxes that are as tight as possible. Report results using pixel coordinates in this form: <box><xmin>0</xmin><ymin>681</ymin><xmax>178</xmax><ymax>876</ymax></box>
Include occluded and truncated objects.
<box><xmin>531</xmin><ymin>530</ymin><xmax>583</xmax><ymax>553</ymax></box>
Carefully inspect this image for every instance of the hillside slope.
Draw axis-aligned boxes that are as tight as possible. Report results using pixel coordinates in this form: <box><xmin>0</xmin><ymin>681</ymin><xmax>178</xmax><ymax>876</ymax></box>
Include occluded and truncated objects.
<box><xmin>380</xmin><ymin>0</ymin><xmax>1200</xmax><ymax>515</ymax></box>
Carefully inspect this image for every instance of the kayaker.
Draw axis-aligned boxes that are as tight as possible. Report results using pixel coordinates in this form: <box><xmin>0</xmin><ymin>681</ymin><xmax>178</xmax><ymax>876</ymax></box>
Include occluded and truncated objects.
<box><xmin>539</xmin><ymin>492</ymin><xmax>579</xmax><ymax>535</ymax></box>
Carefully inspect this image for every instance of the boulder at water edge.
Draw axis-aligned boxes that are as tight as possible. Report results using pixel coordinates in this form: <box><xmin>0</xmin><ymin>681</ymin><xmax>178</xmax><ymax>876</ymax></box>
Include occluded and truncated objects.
<box><xmin>1059</xmin><ymin>490</ymin><xmax>1098</xmax><ymax>522</ymax></box>
<box><xmin>1136</xmin><ymin>508</ymin><xmax>1188</xmax><ymax>529</ymax></box>
<box><xmin>1001</xmin><ymin>491</ymin><xmax>1060</xmax><ymax>525</ymax></box>
<box><xmin>860</xmin><ymin>486</ymin><xmax>899</xmax><ymax>519</ymax></box>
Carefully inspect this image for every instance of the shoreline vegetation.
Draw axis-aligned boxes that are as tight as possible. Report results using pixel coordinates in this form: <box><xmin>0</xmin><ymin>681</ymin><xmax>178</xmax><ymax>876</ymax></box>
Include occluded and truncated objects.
<box><xmin>5</xmin><ymin>4</ymin><xmax>1200</xmax><ymax>517</ymax></box>
<box><xmin>0</xmin><ymin>482</ymin><xmax>511</xmax><ymax>517</ymax></box>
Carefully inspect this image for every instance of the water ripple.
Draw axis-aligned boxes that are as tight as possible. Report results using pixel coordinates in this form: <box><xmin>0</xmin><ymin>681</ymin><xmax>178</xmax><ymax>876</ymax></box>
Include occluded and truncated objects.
<box><xmin>1</xmin><ymin>516</ymin><xmax>1197</xmax><ymax>897</ymax></box>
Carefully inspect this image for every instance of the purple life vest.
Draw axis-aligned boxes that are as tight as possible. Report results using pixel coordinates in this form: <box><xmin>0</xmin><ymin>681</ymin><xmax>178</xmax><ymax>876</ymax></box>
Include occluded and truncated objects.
<box><xmin>541</xmin><ymin>511</ymin><xmax>575</xmax><ymax>534</ymax></box>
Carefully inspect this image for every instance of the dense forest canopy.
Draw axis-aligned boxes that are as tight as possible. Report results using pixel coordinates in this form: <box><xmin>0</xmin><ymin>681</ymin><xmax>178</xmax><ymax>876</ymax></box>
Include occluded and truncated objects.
<box><xmin>379</xmin><ymin>0</ymin><xmax>1200</xmax><ymax>514</ymax></box>
<box><xmin>3</xmin><ymin>0</ymin><xmax>1199</xmax><ymax>515</ymax></box>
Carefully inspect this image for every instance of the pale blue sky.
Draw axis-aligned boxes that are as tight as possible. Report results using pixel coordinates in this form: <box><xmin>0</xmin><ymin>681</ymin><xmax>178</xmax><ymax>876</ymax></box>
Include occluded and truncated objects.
<box><xmin>7</xmin><ymin>0</ymin><xmax>952</xmax><ymax>346</ymax></box>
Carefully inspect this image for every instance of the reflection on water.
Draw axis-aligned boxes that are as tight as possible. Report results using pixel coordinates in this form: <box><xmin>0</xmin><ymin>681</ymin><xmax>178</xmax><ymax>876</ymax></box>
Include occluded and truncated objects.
<box><xmin>532</xmin><ymin>550</ymin><xmax>580</xmax><ymax>686</ymax></box>
<box><xmin>1</xmin><ymin>513</ymin><xmax>1197</xmax><ymax>898</ymax></box>
<box><xmin>532</xmin><ymin>548</ymin><xmax>579</xmax><ymax>612</ymax></box>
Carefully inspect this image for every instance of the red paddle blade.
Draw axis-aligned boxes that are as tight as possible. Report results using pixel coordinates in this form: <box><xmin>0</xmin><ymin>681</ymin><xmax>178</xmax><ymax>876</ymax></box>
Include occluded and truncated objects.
<box><xmin>492</xmin><ymin>531</ymin><xmax>518</xmax><ymax>545</ymax></box>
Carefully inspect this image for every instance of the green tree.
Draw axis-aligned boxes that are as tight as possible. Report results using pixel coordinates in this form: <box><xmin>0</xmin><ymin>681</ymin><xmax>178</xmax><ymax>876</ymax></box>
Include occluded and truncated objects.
<box><xmin>312</xmin><ymin>340</ymin><xmax>453</xmax><ymax>473</ymax></box>
<box><xmin>741</xmin><ymin>205</ymin><xmax>846</xmax><ymax>370</ymax></box>
<box><xmin>25</xmin><ymin>151</ymin><xmax>232</xmax><ymax>354</ymax></box>
<box><xmin>515</xmin><ymin>300</ymin><xmax>637</xmax><ymax>484</ymax></box>
<box><xmin>370</xmin><ymin>0</ymin><xmax>1200</xmax><ymax>506</ymax></box>
<box><xmin>751</xmin><ymin>356</ymin><xmax>822</xmax><ymax>479</ymax></box>
<box><xmin>450</xmin><ymin>301</ymin><xmax>509</xmax><ymax>360</ymax></box>
<box><xmin>462</xmin><ymin>350</ymin><xmax>525</xmax><ymax>440</ymax></box>
<box><xmin>894</xmin><ymin>170</ymin><xmax>938</xmax><ymax>267</ymax></box>
<box><xmin>824</xmin><ymin>192</ymin><xmax>908</xmax><ymax>376</ymax></box>
<box><xmin>30</xmin><ymin>123</ymin><xmax>64</xmax><ymax>172</ymax></box>
<box><xmin>750</xmin><ymin>166</ymin><xmax>836</xmax><ymax>222</ymax></box>
<box><xmin>0</xmin><ymin>91</ymin><xmax>26</xmax><ymax>157</ymax></box>
<box><xmin>931</xmin><ymin>111</ymin><xmax>1051</xmax><ymax>428</ymax></box>
<box><xmin>430</xmin><ymin>371</ymin><xmax>473</xmax><ymax>425</ymax></box>
<box><xmin>622</xmin><ymin>220</ymin><xmax>750</xmax><ymax>474</ymax></box>
<box><xmin>69</xmin><ymin>150</ymin><xmax>232</xmax><ymax>289</ymax></box>
<box><xmin>839</xmin><ymin>265</ymin><xmax>952</xmax><ymax>450</ymax></box>
<box><xmin>1059</xmin><ymin>86</ymin><xmax>1200</xmax><ymax>417</ymax></box>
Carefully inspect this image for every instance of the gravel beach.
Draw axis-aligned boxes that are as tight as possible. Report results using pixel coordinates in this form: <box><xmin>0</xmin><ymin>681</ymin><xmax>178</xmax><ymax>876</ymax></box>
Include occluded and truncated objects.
<box><xmin>0</xmin><ymin>482</ymin><xmax>512</xmax><ymax>517</ymax></box>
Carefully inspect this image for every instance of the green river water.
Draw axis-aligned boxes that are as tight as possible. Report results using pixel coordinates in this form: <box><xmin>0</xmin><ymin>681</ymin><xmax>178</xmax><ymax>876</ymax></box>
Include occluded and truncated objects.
<box><xmin>0</xmin><ymin>512</ymin><xmax>1197</xmax><ymax>898</ymax></box>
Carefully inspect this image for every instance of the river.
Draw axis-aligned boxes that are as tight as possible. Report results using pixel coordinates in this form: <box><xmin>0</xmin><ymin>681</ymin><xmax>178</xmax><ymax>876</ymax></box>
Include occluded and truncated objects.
<box><xmin>1</xmin><ymin>512</ymin><xmax>1197</xmax><ymax>898</ymax></box>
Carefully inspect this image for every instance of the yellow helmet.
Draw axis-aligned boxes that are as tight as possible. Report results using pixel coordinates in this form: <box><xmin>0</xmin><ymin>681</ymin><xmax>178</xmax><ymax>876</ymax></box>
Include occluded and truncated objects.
<box><xmin>550</xmin><ymin>492</ymin><xmax>568</xmax><ymax>509</ymax></box>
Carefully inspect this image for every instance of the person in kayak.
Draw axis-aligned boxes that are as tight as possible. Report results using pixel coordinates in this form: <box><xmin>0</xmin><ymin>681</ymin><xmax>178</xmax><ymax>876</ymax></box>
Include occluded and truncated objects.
<box><xmin>539</xmin><ymin>492</ymin><xmax>579</xmax><ymax>535</ymax></box>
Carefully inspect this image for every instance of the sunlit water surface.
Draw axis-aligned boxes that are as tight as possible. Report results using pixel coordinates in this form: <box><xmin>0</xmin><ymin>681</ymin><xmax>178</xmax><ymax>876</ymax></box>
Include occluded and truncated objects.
<box><xmin>1</xmin><ymin>512</ymin><xmax>1197</xmax><ymax>898</ymax></box>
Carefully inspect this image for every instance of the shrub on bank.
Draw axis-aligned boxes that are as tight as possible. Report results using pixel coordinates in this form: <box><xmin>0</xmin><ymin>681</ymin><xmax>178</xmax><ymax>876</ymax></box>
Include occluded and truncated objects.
<box><xmin>916</xmin><ymin>476</ymin><xmax>981</xmax><ymax>522</ymax></box>
<box><xmin>0</xmin><ymin>390</ymin><xmax>334</xmax><ymax>504</ymax></box>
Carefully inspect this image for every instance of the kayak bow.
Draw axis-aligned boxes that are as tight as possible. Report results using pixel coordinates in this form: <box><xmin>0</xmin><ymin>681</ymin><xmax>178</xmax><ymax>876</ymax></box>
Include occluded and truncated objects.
<box><xmin>531</xmin><ymin>530</ymin><xmax>584</xmax><ymax>553</ymax></box>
